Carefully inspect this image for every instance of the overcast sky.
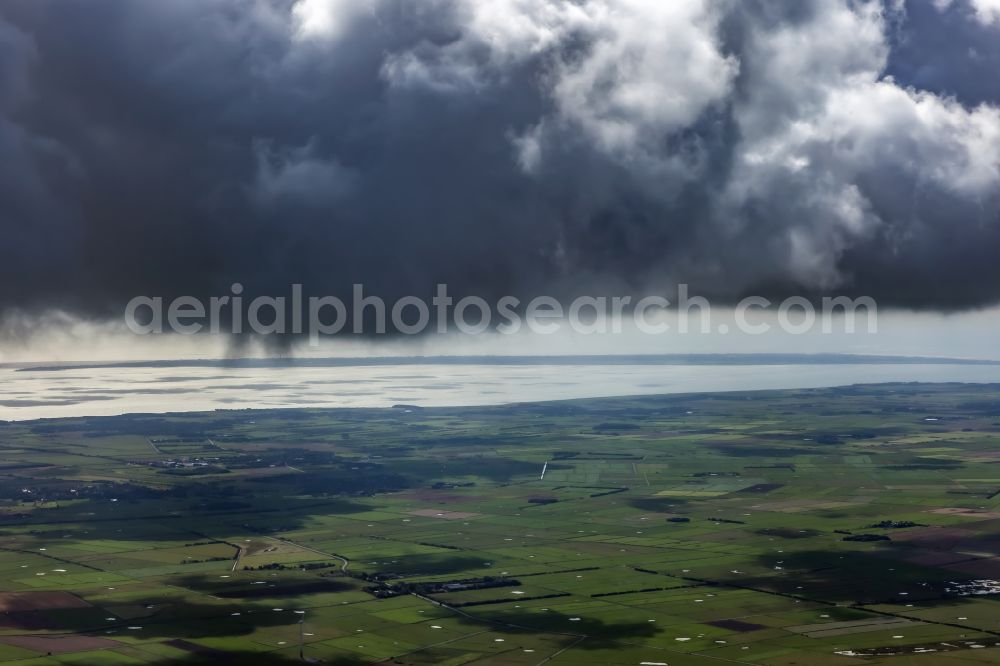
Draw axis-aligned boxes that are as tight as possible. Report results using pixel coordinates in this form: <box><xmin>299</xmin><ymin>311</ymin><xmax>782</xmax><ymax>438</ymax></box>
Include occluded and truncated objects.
<box><xmin>2</xmin><ymin>0</ymin><xmax>1000</xmax><ymax>359</ymax></box>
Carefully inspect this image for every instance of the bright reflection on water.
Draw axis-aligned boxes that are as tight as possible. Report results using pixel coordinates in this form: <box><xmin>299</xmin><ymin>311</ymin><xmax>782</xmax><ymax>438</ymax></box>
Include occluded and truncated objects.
<box><xmin>3</xmin><ymin>363</ymin><xmax>1000</xmax><ymax>420</ymax></box>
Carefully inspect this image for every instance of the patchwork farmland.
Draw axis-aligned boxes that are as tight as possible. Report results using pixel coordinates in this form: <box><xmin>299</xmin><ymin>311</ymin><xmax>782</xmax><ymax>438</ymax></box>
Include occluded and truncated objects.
<box><xmin>1</xmin><ymin>384</ymin><xmax>1000</xmax><ymax>663</ymax></box>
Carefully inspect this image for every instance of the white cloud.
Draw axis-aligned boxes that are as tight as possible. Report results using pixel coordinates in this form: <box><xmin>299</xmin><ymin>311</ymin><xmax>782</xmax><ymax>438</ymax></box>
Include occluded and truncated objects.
<box><xmin>372</xmin><ymin>0</ymin><xmax>1000</xmax><ymax>292</ymax></box>
<box><xmin>718</xmin><ymin>1</ymin><xmax>1000</xmax><ymax>289</ymax></box>
<box><xmin>545</xmin><ymin>0</ymin><xmax>737</xmax><ymax>158</ymax></box>
<box><xmin>381</xmin><ymin>0</ymin><xmax>597</xmax><ymax>92</ymax></box>
<box><xmin>934</xmin><ymin>0</ymin><xmax>1000</xmax><ymax>24</ymax></box>
<box><xmin>971</xmin><ymin>0</ymin><xmax>1000</xmax><ymax>23</ymax></box>
<box><xmin>381</xmin><ymin>0</ymin><xmax>737</xmax><ymax>161</ymax></box>
<box><xmin>291</xmin><ymin>0</ymin><xmax>375</xmax><ymax>41</ymax></box>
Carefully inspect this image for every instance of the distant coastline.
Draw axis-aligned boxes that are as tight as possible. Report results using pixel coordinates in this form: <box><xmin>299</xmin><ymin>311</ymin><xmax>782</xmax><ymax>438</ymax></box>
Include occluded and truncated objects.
<box><xmin>16</xmin><ymin>353</ymin><xmax>1000</xmax><ymax>373</ymax></box>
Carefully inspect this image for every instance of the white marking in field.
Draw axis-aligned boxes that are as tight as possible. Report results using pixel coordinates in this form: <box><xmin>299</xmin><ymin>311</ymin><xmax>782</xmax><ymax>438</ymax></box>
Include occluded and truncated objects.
<box><xmin>540</xmin><ymin>461</ymin><xmax>548</xmax><ymax>480</ymax></box>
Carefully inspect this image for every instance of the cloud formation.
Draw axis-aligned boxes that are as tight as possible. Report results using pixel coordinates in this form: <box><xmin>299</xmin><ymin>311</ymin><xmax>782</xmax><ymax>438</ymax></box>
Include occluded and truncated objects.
<box><xmin>1</xmin><ymin>0</ymin><xmax>999</xmax><ymax>334</ymax></box>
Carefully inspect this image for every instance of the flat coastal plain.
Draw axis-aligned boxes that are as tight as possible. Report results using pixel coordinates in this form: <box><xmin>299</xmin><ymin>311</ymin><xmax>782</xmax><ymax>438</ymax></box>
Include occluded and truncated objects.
<box><xmin>1</xmin><ymin>383</ymin><xmax>1000</xmax><ymax>664</ymax></box>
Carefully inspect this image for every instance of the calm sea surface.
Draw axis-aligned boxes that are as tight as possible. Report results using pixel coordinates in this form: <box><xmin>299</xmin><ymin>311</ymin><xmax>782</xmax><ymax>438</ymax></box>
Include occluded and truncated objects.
<box><xmin>3</xmin><ymin>362</ymin><xmax>1000</xmax><ymax>421</ymax></box>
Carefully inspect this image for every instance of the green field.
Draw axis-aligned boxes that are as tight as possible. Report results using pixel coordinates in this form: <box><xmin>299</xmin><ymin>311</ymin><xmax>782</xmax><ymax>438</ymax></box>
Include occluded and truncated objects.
<box><xmin>2</xmin><ymin>383</ymin><xmax>1000</xmax><ymax>664</ymax></box>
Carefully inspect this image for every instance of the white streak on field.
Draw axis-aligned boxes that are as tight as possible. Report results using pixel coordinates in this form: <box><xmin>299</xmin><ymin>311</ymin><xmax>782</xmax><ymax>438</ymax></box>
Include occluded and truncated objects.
<box><xmin>540</xmin><ymin>461</ymin><xmax>548</xmax><ymax>480</ymax></box>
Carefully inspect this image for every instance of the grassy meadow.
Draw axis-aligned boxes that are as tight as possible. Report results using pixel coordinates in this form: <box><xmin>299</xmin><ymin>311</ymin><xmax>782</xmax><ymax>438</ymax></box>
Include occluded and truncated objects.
<box><xmin>1</xmin><ymin>383</ymin><xmax>1000</xmax><ymax>664</ymax></box>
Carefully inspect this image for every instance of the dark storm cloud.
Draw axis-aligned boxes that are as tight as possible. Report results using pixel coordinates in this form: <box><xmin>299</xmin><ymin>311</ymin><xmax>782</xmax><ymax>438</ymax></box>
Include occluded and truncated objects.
<box><xmin>1</xmin><ymin>0</ymin><xmax>999</xmax><ymax>335</ymax></box>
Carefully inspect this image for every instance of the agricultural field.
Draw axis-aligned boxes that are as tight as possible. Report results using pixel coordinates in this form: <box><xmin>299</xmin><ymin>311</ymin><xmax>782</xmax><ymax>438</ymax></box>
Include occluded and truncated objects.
<box><xmin>1</xmin><ymin>383</ymin><xmax>1000</xmax><ymax>664</ymax></box>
